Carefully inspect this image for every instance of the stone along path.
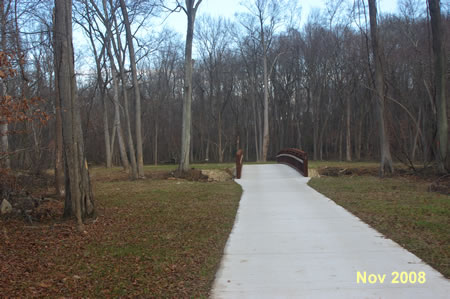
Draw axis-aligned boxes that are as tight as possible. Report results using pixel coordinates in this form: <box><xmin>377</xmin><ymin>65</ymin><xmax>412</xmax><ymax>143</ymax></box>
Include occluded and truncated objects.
<box><xmin>211</xmin><ymin>164</ymin><xmax>450</xmax><ymax>298</ymax></box>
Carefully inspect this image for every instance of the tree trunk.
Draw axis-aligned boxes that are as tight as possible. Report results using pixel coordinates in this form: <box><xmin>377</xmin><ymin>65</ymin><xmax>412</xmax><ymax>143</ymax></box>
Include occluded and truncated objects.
<box><xmin>85</xmin><ymin>11</ymin><xmax>112</xmax><ymax>169</ymax></box>
<box><xmin>218</xmin><ymin>113</ymin><xmax>223</xmax><ymax>163</ymax></box>
<box><xmin>154</xmin><ymin>120</ymin><xmax>158</xmax><ymax>165</ymax></box>
<box><xmin>261</xmin><ymin>28</ymin><xmax>270</xmax><ymax>161</ymax></box>
<box><xmin>296</xmin><ymin>122</ymin><xmax>302</xmax><ymax>149</ymax></box>
<box><xmin>179</xmin><ymin>0</ymin><xmax>202</xmax><ymax>172</ymax></box>
<box><xmin>101</xmin><ymin>0</ymin><xmax>132</xmax><ymax>174</ymax></box>
<box><xmin>54</xmin><ymin>0</ymin><xmax>94</xmax><ymax>229</ymax></box>
<box><xmin>112</xmin><ymin>67</ymin><xmax>131</xmax><ymax>173</ymax></box>
<box><xmin>0</xmin><ymin>83</ymin><xmax>9</xmax><ymax>168</ymax></box>
<box><xmin>252</xmin><ymin>93</ymin><xmax>260</xmax><ymax>161</ymax></box>
<box><xmin>368</xmin><ymin>0</ymin><xmax>394</xmax><ymax>176</ymax></box>
<box><xmin>411</xmin><ymin>108</ymin><xmax>422</xmax><ymax>162</ymax></box>
<box><xmin>339</xmin><ymin>116</ymin><xmax>343</xmax><ymax>161</ymax></box>
<box><xmin>245</xmin><ymin>127</ymin><xmax>249</xmax><ymax>159</ymax></box>
<box><xmin>0</xmin><ymin>0</ymin><xmax>10</xmax><ymax>169</ymax></box>
<box><xmin>205</xmin><ymin>134</ymin><xmax>210</xmax><ymax>161</ymax></box>
<box><xmin>356</xmin><ymin>116</ymin><xmax>363</xmax><ymax>160</ymax></box>
<box><xmin>319</xmin><ymin>115</ymin><xmax>329</xmax><ymax>161</ymax></box>
<box><xmin>346</xmin><ymin>96</ymin><xmax>352</xmax><ymax>161</ymax></box>
<box><xmin>120</xmin><ymin>83</ymin><xmax>138</xmax><ymax>179</ymax></box>
<box><xmin>112</xmin><ymin>3</ymin><xmax>137</xmax><ymax>179</ymax></box>
<box><xmin>54</xmin><ymin>76</ymin><xmax>65</xmax><ymax>197</ymax></box>
<box><xmin>89</xmin><ymin>24</ymin><xmax>112</xmax><ymax>169</ymax></box>
<box><xmin>428</xmin><ymin>0</ymin><xmax>448</xmax><ymax>172</ymax></box>
<box><xmin>50</xmin><ymin>10</ymin><xmax>65</xmax><ymax>194</ymax></box>
<box><xmin>119</xmin><ymin>0</ymin><xmax>145</xmax><ymax>177</ymax></box>
<box><xmin>312</xmin><ymin>95</ymin><xmax>320</xmax><ymax>160</ymax></box>
<box><xmin>102</xmin><ymin>93</ymin><xmax>112</xmax><ymax>168</ymax></box>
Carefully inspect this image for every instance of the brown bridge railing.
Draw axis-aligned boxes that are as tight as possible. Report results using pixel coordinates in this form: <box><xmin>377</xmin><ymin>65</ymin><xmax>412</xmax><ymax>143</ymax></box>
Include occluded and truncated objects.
<box><xmin>235</xmin><ymin>149</ymin><xmax>244</xmax><ymax>179</ymax></box>
<box><xmin>276</xmin><ymin>148</ymin><xmax>308</xmax><ymax>177</ymax></box>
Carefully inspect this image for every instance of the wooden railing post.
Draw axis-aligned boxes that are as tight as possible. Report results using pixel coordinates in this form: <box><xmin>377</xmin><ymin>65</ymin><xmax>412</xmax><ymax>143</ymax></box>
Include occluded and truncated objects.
<box><xmin>236</xmin><ymin>149</ymin><xmax>244</xmax><ymax>179</ymax></box>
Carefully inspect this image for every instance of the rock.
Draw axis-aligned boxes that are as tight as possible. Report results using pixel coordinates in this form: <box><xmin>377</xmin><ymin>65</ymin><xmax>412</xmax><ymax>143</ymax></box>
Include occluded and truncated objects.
<box><xmin>308</xmin><ymin>169</ymin><xmax>320</xmax><ymax>178</ymax></box>
<box><xmin>1</xmin><ymin>199</ymin><xmax>13</xmax><ymax>215</ymax></box>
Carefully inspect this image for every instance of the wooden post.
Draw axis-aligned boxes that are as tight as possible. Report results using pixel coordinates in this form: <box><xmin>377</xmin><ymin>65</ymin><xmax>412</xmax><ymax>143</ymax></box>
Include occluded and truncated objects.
<box><xmin>236</xmin><ymin>149</ymin><xmax>244</xmax><ymax>179</ymax></box>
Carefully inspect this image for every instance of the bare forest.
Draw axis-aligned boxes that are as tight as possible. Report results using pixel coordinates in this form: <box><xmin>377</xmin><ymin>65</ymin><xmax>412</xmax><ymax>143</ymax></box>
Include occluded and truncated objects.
<box><xmin>1</xmin><ymin>0</ymin><xmax>449</xmax><ymax>211</ymax></box>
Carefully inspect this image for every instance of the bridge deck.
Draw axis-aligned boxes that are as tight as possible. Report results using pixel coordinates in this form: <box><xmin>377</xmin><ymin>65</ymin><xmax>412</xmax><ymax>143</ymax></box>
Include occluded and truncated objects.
<box><xmin>211</xmin><ymin>164</ymin><xmax>450</xmax><ymax>298</ymax></box>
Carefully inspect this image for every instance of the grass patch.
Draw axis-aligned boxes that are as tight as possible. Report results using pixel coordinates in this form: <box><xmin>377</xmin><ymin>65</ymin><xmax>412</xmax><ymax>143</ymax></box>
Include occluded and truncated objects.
<box><xmin>308</xmin><ymin>175</ymin><xmax>450</xmax><ymax>278</ymax></box>
<box><xmin>308</xmin><ymin>160</ymin><xmax>382</xmax><ymax>169</ymax></box>
<box><xmin>0</xmin><ymin>164</ymin><xmax>242</xmax><ymax>297</ymax></box>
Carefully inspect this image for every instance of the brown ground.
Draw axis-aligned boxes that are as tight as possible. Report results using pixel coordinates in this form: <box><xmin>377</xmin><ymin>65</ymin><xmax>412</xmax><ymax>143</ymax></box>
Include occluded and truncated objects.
<box><xmin>0</xmin><ymin>167</ymin><xmax>242</xmax><ymax>297</ymax></box>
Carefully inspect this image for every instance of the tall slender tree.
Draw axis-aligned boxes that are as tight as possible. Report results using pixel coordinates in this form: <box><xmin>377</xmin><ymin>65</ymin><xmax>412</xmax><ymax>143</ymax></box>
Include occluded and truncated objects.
<box><xmin>368</xmin><ymin>0</ymin><xmax>394</xmax><ymax>176</ymax></box>
<box><xmin>54</xmin><ymin>0</ymin><xmax>94</xmax><ymax>229</ymax></box>
<box><xmin>0</xmin><ymin>0</ymin><xmax>11</xmax><ymax>169</ymax></box>
<box><xmin>428</xmin><ymin>0</ymin><xmax>448</xmax><ymax>173</ymax></box>
<box><xmin>53</xmin><ymin>6</ymin><xmax>65</xmax><ymax>196</ymax></box>
<box><xmin>179</xmin><ymin>0</ymin><xmax>202</xmax><ymax>172</ymax></box>
<box><xmin>119</xmin><ymin>0</ymin><xmax>145</xmax><ymax>178</ymax></box>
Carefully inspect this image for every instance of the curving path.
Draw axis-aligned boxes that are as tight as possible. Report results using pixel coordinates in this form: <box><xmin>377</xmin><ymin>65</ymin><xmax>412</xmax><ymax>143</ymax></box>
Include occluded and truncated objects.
<box><xmin>211</xmin><ymin>164</ymin><xmax>450</xmax><ymax>298</ymax></box>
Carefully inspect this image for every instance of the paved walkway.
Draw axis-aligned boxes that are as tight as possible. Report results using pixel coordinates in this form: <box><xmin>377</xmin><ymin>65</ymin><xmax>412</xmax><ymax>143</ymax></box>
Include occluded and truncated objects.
<box><xmin>211</xmin><ymin>164</ymin><xmax>450</xmax><ymax>298</ymax></box>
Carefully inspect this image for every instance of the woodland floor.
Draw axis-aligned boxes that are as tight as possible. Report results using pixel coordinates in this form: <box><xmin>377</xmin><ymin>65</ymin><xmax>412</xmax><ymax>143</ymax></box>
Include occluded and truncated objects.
<box><xmin>0</xmin><ymin>164</ymin><xmax>242</xmax><ymax>297</ymax></box>
<box><xmin>308</xmin><ymin>161</ymin><xmax>450</xmax><ymax>278</ymax></box>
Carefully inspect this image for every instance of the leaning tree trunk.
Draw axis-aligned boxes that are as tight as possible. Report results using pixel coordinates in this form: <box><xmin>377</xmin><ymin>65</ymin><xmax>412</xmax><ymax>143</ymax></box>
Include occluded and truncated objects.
<box><xmin>54</xmin><ymin>0</ymin><xmax>94</xmax><ymax>229</ymax></box>
<box><xmin>86</xmin><ymin>13</ymin><xmax>112</xmax><ymax>169</ymax></box>
<box><xmin>110</xmin><ymin>2</ymin><xmax>137</xmax><ymax>178</ymax></box>
<box><xmin>428</xmin><ymin>0</ymin><xmax>448</xmax><ymax>173</ymax></box>
<box><xmin>368</xmin><ymin>0</ymin><xmax>394</xmax><ymax>177</ymax></box>
<box><xmin>100</xmin><ymin>0</ymin><xmax>132</xmax><ymax>174</ymax></box>
<box><xmin>111</xmin><ymin>66</ymin><xmax>131</xmax><ymax>173</ymax></box>
<box><xmin>119</xmin><ymin>76</ymin><xmax>138</xmax><ymax>179</ymax></box>
<box><xmin>119</xmin><ymin>0</ymin><xmax>145</xmax><ymax>178</ymax></box>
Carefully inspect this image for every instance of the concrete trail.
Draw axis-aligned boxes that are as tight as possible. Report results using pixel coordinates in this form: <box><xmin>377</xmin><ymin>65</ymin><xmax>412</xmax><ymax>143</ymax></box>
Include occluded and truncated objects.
<box><xmin>211</xmin><ymin>164</ymin><xmax>450</xmax><ymax>299</ymax></box>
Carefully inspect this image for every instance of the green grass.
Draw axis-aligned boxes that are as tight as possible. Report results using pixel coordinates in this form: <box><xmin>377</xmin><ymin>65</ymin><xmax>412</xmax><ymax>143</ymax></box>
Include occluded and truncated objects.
<box><xmin>1</xmin><ymin>164</ymin><xmax>242</xmax><ymax>297</ymax></box>
<box><xmin>84</xmin><ymin>178</ymin><xmax>242</xmax><ymax>297</ymax></box>
<box><xmin>308</xmin><ymin>174</ymin><xmax>450</xmax><ymax>278</ymax></box>
<box><xmin>308</xmin><ymin>160</ymin><xmax>380</xmax><ymax>169</ymax></box>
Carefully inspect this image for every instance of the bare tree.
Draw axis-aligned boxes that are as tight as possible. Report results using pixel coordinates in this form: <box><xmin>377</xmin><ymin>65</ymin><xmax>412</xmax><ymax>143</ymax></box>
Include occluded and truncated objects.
<box><xmin>368</xmin><ymin>0</ymin><xmax>394</xmax><ymax>176</ymax></box>
<box><xmin>54</xmin><ymin>0</ymin><xmax>94</xmax><ymax>229</ymax></box>
<box><xmin>119</xmin><ymin>0</ymin><xmax>145</xmax><ymax>178</ymax></box>
<box><xmin>35</xmin><ymin>1</ymin><xmax>446</xmax><ymax>171</ymax></box>
<box><xmin>79</xmin><ymin>0</ymin><xmax>112</xmax><ymax>169</ymax></box>
<box><xmin>178</xmin><ymin>0</ymin><xmax>202</xmax><ymax>172</ymax></box>
<box><xmin>196</xmin><ymin>16</ymin><xmax>234</xmax><ymax>163</ymax></box>
<box><xmin>239</xmin><ymin>0</ymin><xmax>297</xmax><ymax>161</ymax></box>
<box><xmin>102</xmin><ymin>0</ymin><xmax>134</xmax><ymax>174</ymax></box>
<box><xmin>0</xmin><ymin>0</ymin><xmax>11</xmax><ymax>168</ymax></box>
<box><xmin>428</xmin><ymin>0</ymin><xmax>448</xmax><ymax>172</ymax></box>
<box><xmin>53</xmin><ymin>8</ymin><xmax>65</xmax><ymax>196</ymax></box>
